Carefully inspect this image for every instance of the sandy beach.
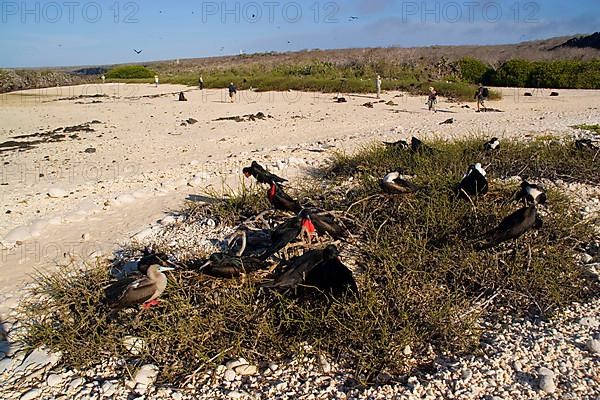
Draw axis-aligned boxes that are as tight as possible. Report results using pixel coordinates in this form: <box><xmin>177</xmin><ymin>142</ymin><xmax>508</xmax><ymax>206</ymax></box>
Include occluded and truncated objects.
<box><xmin>1</xmin><ymin>84</ymin><xmax>599</xmax><ymax>312</ymax></box>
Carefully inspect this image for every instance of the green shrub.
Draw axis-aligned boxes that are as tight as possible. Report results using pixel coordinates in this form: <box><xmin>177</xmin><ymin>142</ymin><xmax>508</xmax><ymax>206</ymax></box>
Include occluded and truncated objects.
<box><xmin>458</xmin><ymin>57</ymin><xmax>491</xmax><ymax>84</ymax></box>
<box><xmin>105</xmin><ymin>65</ymin><xmax>156</xmax><ymax>79</ymax></box>
<box><xmin>489</xmin><ymin>59</ymin><xmax>600</xmax><ymax>89</ymax></box>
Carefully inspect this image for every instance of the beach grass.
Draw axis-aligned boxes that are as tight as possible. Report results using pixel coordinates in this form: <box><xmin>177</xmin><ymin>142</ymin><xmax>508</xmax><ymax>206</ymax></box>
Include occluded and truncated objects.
<box><xmin>19</xmin><ymin>138</ymin><xmax>598</xmax><ymax>385</ymax></box>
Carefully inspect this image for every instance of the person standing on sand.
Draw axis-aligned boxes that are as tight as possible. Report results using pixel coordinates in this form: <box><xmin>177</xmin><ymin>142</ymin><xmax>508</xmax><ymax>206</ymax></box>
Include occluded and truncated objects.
<box><xmin>228</xmin><ymin>82</ymin><xmax>237</xmax><ymax>103</ymax></box>
<box><xmin>154</xmin><ymin>75</ymin><xmax>160</xmax><ymax>88</ymax></box>
<box><xmin>475</xmin><ymin>83</ymin><xmax>487</xmax><ymax>112</ymax></box>
<box><xmin>427</xmin><ymin>86</ymin><xmax>437</xmax><ymax>112</ymax></box>
<box><xmin>199</xmin><ymin>75</ymin><xmax>204</xmax><ymax>90</ymax></box>
<box><xmin>376</xmin><ymin>75</ymin><xmax>382</xmax><ymax>99</ymax></box>
<box><xmin>101</xmin><ymin>74</ymin><xmax>106</xmax><ymax>84</ymax></box>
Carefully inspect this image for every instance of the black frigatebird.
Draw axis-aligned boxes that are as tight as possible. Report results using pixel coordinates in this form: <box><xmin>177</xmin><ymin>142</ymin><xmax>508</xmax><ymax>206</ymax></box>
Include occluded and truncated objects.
<box><xmin>515</xmin><ymin>180</ymin><xmax>547</xmax><ymax>206</ymax></box>
<box><xmin>381</xmin><ymin>171</ymin><xmax>419</xmax><ymax>194</ymax></box>
<box><xmin>457</xmin><ymin>163</ymin><xmax>488</xmax><ymax>198</ymax></box>
<box><xmin>475</xmin><ymin>204</ymin><xmax>541</xmax><ymax>250</ymax></box>
<box><xmin>267</xmin><ymin>182</ymin><xmax>302</xmax><ymax>213</ymax></box>
<box><xmin>298</xmin><ymin>209</ymin><xmax>345</xmax><ymax>239</ymax></box>
<box><xmin>483</xmin><ymin>137</ymin><xmax>500</xmax><ymax>151</ymax></box>
<box><xmin>243</xmin><ymin>161</ymin><xmax>287</xmax><ymax>185</ymax></box>
<box><xmin>264</xmin><ymin>244</ymin><xmax>358</xmax><ymax>296</ymax></box>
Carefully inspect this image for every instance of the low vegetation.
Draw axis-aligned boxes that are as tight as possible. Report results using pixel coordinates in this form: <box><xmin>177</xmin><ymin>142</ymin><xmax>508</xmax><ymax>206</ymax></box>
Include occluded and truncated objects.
<box><xmin>19</xmin><ymin>138</ymin><xmax>599</xmax><ymax>385</ymax></box>
<box><xmin>105</xmin><ymin>65</ymin><xmax>156</xmax><ymax>80</ymax></box>
<box><xmin>573</xmin><ymin>124</ymin><xmax>600</xmax><ymax>135</ymax></box>
<box><xmin>160</xmin><ymin>61</ymin><xmax>501</xmax><ymax>101</ymax></box>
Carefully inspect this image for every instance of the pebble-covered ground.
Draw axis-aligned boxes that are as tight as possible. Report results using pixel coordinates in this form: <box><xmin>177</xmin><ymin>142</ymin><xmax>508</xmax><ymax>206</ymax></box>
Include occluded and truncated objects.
<box><xmin>1</xmin><ymin>298</ymin><xmax>598</xmax><ymax>399</ymax></box>
<box><xmin>1</xmin><ymin>175</ymin><xmax>599</xmax><ymax>400</ymax></box>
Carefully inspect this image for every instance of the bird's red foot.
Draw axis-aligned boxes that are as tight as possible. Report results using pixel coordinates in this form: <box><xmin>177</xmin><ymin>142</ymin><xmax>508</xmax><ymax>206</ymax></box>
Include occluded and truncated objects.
<box><xmin>142</xmin><ymin>300</ymin><xmax>160</xmax><ymax>309</ymax></box>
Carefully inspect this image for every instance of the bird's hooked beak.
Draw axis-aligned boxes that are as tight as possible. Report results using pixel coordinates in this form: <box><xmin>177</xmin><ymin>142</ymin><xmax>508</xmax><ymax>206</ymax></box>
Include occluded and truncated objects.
<box><xmin>158</xmin><ymin>266</ymin><xmax>175</xmax><ymax>272</ymax></box>
<box><xmin>198</xmin><ymin>260</ymin><xmax>212</xmax><ymax>271</ymax></box>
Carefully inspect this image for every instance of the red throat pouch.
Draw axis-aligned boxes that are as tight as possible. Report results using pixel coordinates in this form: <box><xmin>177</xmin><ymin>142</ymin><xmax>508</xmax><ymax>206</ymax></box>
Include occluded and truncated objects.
<box><xmin>302</xmin><ymin>219</ymin><xmax>316</xmax><ymax>233</ymax></box>
<box><xmin>267</xmin><ymin>184</ymin><xmax>276</xmax><ymax>201</ymax></box>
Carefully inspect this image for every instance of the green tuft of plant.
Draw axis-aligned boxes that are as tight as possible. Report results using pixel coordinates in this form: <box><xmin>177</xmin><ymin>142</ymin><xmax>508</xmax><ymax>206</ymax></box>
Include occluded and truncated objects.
<box><xmin>572</xmin><ymin>124</ymin><xmax>600</xmax><ymax>135</ymax></box>
<box><xmin>19</xmin><ymin>138</ymin><xmax>598</xmax><ymax>385</ymax></box>
<box><xmin>184</xmin><ymin>180</ymin><xmax>271</xmax><ymax>225</ymax></box>
<box><xmin>105</xmin><ymin>65</ymin><xmax>156</xmax><ymax>80</ymax></box>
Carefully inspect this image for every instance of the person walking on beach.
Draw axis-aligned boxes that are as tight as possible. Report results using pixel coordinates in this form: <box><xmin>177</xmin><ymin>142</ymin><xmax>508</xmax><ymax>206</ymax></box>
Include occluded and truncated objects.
<box><xmin>475</xmin><ymin>83</ymin><xmax>488</xmax><ymax>112</ymax></box>
<box><xmin>228</xmin><ymin>82</ymin><xmax>237</xmax><ymax>103</ymax></box>
<box><xmin>427</xmin><ymin>86</ymin><xmax>437</xmax><ymax>112</ymax></box>
<box><xmin>376</xmin><ymin>75</ymin><xmax>382</xmax><ymax>99</ymax></box>
<box><xmin>154</xmin><ymin>75</ymin><xmax>160</xmax><ymax>88</ymax></box>
<box><xmin>199</xmin><ymin>75</ymin><xmax>204</xmax><ymax>90</ymax></box>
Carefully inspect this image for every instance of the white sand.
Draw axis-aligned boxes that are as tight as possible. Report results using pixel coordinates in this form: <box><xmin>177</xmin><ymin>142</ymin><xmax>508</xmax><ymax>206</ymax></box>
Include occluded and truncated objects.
<box><xmin>0</xmin><ymin>83</ymin><xmax>599</xmax><ymax>313</ymax></box>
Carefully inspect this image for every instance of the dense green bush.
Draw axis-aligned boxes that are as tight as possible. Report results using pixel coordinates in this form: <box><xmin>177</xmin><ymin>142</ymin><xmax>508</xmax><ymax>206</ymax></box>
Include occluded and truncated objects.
<box><xmin>105</xmin><ymin>65</ymin><xmax>156</xmax><ymax>79</ymax></box>
<box><xmin>488</xmin><ymin>59</ymin><xmax>600</xmax><ymax>89</ymax></box>
<box><xmin>457</xmin><ymin>57</ymin><xmax>490</xmax><ymax>84</ymax></box>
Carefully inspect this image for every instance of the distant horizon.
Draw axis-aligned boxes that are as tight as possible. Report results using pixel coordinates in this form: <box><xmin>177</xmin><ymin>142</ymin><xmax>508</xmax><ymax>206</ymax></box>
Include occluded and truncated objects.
<box><xmin>3</xmin><ymin>32</ymin><xmax>597</xmax><ymax>70</ymax></box>
<box><xmin>2</xmin><ymin>0</ymin><xmax>599</xmax><ymax>68</ymax></box>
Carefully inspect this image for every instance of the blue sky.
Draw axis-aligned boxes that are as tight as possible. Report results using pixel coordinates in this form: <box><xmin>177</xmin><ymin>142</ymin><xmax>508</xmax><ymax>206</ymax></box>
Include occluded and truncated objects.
<box><xmin>1</xmin><ymin>0</ymin><xmax>598</xmax><ymax>67</ymax></box>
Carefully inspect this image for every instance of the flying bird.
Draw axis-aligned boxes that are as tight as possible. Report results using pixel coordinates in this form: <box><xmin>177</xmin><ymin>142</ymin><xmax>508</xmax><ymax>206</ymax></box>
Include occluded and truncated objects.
<box><xmin>133</xmin><ymin>49</ymin><xmax>143</xmax><ymax>54</ymax></box>
<box><xmin>348</xmin><ymin>16</ymin><xmax>359</xmax><ymax>21</ymax></box>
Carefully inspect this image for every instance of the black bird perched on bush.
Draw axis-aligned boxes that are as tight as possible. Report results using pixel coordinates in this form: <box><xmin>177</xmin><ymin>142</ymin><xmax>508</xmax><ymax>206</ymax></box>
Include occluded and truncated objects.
<box><xmin>264</xmin><ymin>244</ymin><xmax>358</xmax><ymax>296</ymax></box>
<box><xmin>259</xmin><ymin>212</ymin><xmax>316</xmax><ymax>260</ymax></box>
<box><xmin>575</xmin><ymin>138</ymin><xmax>598</xmax><ymax>151</ymax></box>
<box><xmin>457</xmin><ymin>163</ymin><xmax>488</xmax><ymax>198</ymax></box>
<box><xmin>196</xmin><ymin>252</ymin><xmax>264</xmax><ymax>278</ymax></box>
<box><xmin>475</xmin><ymin>204</ymin><xmax>541</xmax><ymax>250</ymax></box>
<box><xmin>383</xmin><ymin>139</ymin><xmax>409</xmax><ymax>150</ymax></box>
<box><xmin>243</xmin><ymin>161</ymin><xmax>287</xmax><ymax>185</ymax></box>
<box><xmin>267</xmin><ymin>182</ymin><xmax>302</xmax><ymax>213</ymax></box>
<box><xmin>515</xmin><ymin>180</ymin><xmax>547</xmax><ymax>205</ymax></box>
<box><xmin>483</xmin><ymin>137</ymin><xmax>500</xmax><ymax>151</ymax></box>
<box><xmin>103</xmin><ymin>264</ymin><xmax>174</xmax><ymax>310</ymax></box>
<box><xmin>381</xmin><ymin>171</ymin><xmax>419</xmax><ymax>194</ymax></box>
<box><xmin>298</xmin><ymin>209</ymin><xmax>345</xmax><ymax>239</ymax></box>
<box><xmin>411</xmin><ymin>137</ymin><xmax>436</xmax><ymax>154</ymax></box>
